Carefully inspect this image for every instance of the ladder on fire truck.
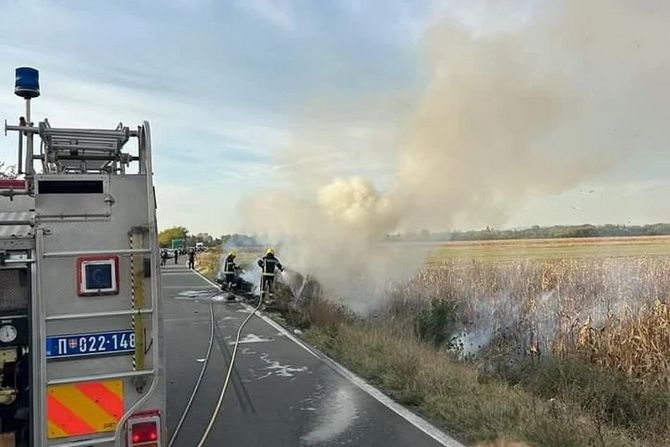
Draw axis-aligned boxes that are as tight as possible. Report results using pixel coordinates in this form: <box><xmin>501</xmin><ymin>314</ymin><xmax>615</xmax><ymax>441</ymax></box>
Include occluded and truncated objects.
<box><xmin>3</xmin><ymin>68</ymin><xmax>164</xmax><ymax>447</ymax></box>
<box><xmin>34</xmin><ymin>120</ymin><xmax>141</xmax><ymax>175</ymax></box>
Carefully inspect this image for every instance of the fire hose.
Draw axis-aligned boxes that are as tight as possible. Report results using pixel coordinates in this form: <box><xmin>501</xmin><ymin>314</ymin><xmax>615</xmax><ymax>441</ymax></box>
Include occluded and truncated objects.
<box><xmin>195</xmin><ymin>295</ymin><xmax>264</xmax><ymax>447</ymax></box>
<box><xmin>167</xmin><ymin>302</ymin><xmax>214</xmax><ymax>447</ymax></box>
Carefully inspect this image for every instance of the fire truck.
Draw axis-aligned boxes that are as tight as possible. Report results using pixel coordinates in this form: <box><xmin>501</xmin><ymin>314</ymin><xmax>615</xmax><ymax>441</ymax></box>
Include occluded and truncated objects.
<box><xmin>0</xmin><ymin>68</ymin><xmax>165</xmax><ymax>446</ymax></box>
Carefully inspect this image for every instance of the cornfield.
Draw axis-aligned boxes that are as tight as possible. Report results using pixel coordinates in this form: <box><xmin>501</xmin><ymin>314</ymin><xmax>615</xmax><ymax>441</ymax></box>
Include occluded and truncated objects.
<box><xmin>410</xmin><ymin>254</ymin><xmax>670</xmax><ymax>388</ymax></box>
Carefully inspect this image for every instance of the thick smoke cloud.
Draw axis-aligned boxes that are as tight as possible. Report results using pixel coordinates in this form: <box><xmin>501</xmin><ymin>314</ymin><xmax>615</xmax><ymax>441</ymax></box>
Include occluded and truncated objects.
<box><xmin>397</xmin><ymin>0</ymin><xmax>669</xmax><ymax>229</ymax></box>
<box><xmin>240</xmin><ymin>177</ymin><xmax>413</xmax><ymax>312</ymax></box>
<box><xmin>239</xmin><ymin>0</ymin><xmax>670</xmax><ymax>309</ymax></box>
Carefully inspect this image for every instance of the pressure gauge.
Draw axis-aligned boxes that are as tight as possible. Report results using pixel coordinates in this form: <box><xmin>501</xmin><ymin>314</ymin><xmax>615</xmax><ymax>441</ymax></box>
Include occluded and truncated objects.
<box><xmin>0</xmin><ymin>325</ymin><xmax>17</xmax><ymax>343</ymax></box>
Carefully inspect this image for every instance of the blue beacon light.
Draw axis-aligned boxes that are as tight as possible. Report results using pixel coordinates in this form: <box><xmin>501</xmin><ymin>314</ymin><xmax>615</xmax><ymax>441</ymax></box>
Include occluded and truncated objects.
<box><xmin>15</xmin><ymin>67</ymin><xmax>40</xmax><ymax>99</ymax></box>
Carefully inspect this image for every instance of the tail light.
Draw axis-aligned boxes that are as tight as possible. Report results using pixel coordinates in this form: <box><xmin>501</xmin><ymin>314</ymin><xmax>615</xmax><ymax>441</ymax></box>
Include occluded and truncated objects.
<box><xmin>127</xmin><ymin>411</ymin><xmax>161</xmax><ymax>447</ymax></box>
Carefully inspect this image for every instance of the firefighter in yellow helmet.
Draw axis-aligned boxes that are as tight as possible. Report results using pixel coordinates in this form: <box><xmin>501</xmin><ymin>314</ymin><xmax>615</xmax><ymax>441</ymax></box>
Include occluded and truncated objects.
<box><xmin>222</xmin><ymin>250</ymin><xmax>240</xmax><ymax>298</ymax></box>
<box><xmin>258</xmin><ymin>248</ymin><xmax>283</xmax><ymax>298</ymax></box>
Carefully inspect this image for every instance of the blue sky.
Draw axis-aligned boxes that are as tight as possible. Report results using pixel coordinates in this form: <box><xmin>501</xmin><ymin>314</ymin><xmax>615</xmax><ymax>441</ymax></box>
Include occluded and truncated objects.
<box><xmin>0</xmin><ymin>0</ymin><xmax>429</xmax><ymax>233</ymax></box>
<box><xmin>1</xmin><ymin>0</ymin><xmax>669</xmax><ymax>234</ymax></box>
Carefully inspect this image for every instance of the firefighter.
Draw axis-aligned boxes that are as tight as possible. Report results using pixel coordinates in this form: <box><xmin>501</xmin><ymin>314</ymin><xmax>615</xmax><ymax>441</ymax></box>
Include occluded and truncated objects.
<box><xmin>258</xmin><ymin>248</ymin><xmax>283</xmax><ymax>298</ymax></box>
<box><xmin>188</xmin><ymin>248</ymin><xmax>196</xmax><ymax>269</ymax></box>
<box><xmin>223</xmin><ymin>250</ymin><xmax>239</xmax><ymax>287</ymax></box>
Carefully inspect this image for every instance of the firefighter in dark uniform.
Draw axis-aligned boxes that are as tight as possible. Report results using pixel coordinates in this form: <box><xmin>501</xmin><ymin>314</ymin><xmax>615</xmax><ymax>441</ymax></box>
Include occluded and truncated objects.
<box><xmin>258</xmin><ymin>248</ymin><xmax>283</xmax><ymax>298</ymax></box>
<box><xmin>187</xmin><ymin>248</ymin><xmax>196</xmax><ymax>269</ymax></box>
<box><xmin>223</xmin><ymin>250</ymin><xmax>239</xmax><ymax>287</ymax></box>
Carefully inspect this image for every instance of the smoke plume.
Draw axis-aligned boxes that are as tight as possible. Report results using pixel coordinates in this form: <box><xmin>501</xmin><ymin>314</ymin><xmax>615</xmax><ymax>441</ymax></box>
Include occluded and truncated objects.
<box><xmin>239</xmin><ymin>0</ymin><xmax>670</xmax><ymax>309</ymax></box>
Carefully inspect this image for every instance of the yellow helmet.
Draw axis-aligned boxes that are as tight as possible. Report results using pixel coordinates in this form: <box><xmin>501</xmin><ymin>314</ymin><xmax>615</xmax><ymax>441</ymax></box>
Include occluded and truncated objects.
<box><xmin>266</xmin><ymin>248</ymin><xmax>275</xmax><ymax>255</ymax></box>
<box><xmin>230</xmin><ymin>250</ymin><xmax>238</xmax><ymax>257</ymax></box>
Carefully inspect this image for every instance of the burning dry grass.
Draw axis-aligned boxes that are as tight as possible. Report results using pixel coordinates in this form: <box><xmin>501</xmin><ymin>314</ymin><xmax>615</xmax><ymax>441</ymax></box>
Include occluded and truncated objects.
<box><xmin>413</xmin><ymin>255</ymin><xmax>670</xmax><ymax>388</ymax></box>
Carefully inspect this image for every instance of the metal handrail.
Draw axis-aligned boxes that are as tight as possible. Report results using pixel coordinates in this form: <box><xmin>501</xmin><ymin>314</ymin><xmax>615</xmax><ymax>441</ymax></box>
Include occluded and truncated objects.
<box><xmin>43</xmin><ymin>248</ymin><xmax>150</xmax><ymax>258</ymax></box>
<box><xmin>46</xmin><ymin>308</ymin><xmax>153</xmax><ymax>321</ymax></box>
<box><xmin>5</xmin><ymin>124</ymin><xmax>38</xmax><ymax>134</ymax></box>
<box><xmin>49</xmin><ymin>144</ymin><xmax>119</xmax><ymax>151</ymax></box>
<box><xmin>5</xmin><ymin>123</ymin><xmax>137</xmax><ymax>137</ymax></box>
<box><xmin>47</xmin><ymin>369</ymin><xmax>154</xmax><ymax>386</ymax></box>
<box><xmin>43</xmin><ymin>127</ymin><xmax>130</xmax><ymax>138</ymax></box>
<box><xmin>37</xmin><ymin>214</ymin><xmax>111</xmax><ymax>220</ymax></box>
<box><xmin>1</xmin><ymin>259</ymin><xmax>35</xmax><ymax>265</ymax></box>
<box><xmin>0</xmin><ymin>220</ymin><xmax>32</xmax><ymax>226</ymax></box>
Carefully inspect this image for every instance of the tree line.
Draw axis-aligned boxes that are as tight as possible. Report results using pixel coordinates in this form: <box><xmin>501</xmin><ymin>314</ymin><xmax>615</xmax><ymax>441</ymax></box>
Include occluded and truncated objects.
<box><xmin>385</xmin><ymin>223</ymin><xmax>670</xmax><ymax>242</ymax></box>
<box><xmin>160</xmin><ymin>223</ymin><xmax>670</xmax><ymax>248</ymax></box>
<box><xmin>157</xmin><ymin>227</ymin><xmax>263</xmax><ymax>248</ymax></box>
<box><xmin>158</xmin><ymin>226</ymin><xmax>224</xmax><ymax>248</ymax></box>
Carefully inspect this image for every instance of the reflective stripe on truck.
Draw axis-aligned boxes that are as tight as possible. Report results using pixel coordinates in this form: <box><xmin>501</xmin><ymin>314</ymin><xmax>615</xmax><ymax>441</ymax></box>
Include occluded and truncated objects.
<box><xmin>47</xmin><ymin>380</ymin><xmax>123</xmax><ymax>439</ymax></box>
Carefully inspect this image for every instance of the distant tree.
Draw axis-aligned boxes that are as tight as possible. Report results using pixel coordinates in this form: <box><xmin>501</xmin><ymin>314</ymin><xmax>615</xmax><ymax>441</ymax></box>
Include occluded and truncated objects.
<box><xmin>190</xmin><ymin>232</ymin><xmax>215</xmax><ymax>245</ymax></box>
<box><xmin>158</xmin><ymin>226</ymin><xmax>188</xmax><ymax>248</ymax></box>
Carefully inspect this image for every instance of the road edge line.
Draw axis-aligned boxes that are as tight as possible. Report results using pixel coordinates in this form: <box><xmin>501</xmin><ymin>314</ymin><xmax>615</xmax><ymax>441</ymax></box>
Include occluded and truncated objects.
<box><xmin>192</xmin><ymin>269</ymin><xmax>465</xmax><ymax>447</ymax></box>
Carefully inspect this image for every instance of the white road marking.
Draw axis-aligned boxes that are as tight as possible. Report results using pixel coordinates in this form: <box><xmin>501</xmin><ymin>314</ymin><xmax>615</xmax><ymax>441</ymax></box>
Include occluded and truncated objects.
<box><xmin>192</xmin><ymin>269</ymin><xmax>464</xmax><ymax>447</ymax></box>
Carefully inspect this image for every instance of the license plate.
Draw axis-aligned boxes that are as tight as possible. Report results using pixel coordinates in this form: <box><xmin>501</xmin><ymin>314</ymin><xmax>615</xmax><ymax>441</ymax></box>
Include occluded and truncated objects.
<box><xmin>46</xmin><ymin>330</ymin><xmax>135</xmax><ymax>359</ymax></box>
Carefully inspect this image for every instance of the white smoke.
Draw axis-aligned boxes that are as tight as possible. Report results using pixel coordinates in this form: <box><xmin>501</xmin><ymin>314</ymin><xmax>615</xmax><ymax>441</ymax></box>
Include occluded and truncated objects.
<box><xmin>239</xmin><ymin>0</ymin><xmax>670</xmax><ymax>310</ymax></box>
<box><xmin>241</xmin><ymin>177</ymin><xmax>423</xmax><ymax>312</ymax></box>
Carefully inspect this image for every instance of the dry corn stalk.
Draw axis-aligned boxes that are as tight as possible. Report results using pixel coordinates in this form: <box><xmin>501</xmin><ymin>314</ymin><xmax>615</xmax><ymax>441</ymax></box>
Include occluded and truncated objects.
<box><xmin>409</xmin><ymin>254</ymin><xmax>670</xmax><ymax>387</ymax></box>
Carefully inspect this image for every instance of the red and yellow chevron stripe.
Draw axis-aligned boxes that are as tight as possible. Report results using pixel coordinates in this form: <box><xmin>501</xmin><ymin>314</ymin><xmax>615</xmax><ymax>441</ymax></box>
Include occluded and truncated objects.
<box><xmin>47</xmin><ymin>380</ymin><xmax>124</xmax><ymax>439</ymax></box>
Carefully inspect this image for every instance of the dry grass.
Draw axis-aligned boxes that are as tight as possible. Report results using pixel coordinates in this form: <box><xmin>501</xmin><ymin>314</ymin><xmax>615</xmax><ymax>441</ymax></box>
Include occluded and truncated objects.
<box><xmin>195</xmin><ymin>247</ymin><xmax>264</xmax><ymax>280</ymax></box>
<box><xmin>426</xmin><ymin>236</ymin><xmax>670</xmax><ymax>262</ymax></box>
<box><xmin>305</xmin><ymin>321</ymin><xmax>642</xmax><ymax>447</ymax></box>
<box><xmin>575</xmin><ymin>301</ymin><xmax>670</xmax><ymax>386</ymax></box>
<box><xmin>412</xmin><ymin>256</ymin><xmax>670</xmax><ymax>388</ymax></box>
<box><xmin>195</xmin><ymin>249</ymin><xmax>220</xmax><ymax>278</ymax></box>
<box><xmin>475</xmin><ymin>442</ymin><xmax>532</xmax><ymax>447</ymax></box>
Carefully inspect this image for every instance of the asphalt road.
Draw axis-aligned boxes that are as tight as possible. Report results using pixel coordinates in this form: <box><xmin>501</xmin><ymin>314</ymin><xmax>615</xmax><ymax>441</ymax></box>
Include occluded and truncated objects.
<box><xmin>162</xmin><ymin>261</ymin><xmax>462</xmax><ymax>447</ymax></box>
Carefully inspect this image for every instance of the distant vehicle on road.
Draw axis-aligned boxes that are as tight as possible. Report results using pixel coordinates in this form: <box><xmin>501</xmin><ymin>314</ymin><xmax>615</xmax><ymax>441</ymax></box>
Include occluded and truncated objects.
<box><xmin>196</xmin><ymin>242</ymin><xmax>206</xmax><ymax>251</ymax></box>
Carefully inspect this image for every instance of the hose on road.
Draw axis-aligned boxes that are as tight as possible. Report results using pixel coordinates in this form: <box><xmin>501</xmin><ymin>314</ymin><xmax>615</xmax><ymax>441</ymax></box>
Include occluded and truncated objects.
<box><xmin>195</xmin><ymin>296</ymin><xmax>263</xmax><ymax>447</ymax></box>
<box><xmin>168</xmin><ymin>301</ymin><xmax>215</xmax><ymax>447</ymax></box>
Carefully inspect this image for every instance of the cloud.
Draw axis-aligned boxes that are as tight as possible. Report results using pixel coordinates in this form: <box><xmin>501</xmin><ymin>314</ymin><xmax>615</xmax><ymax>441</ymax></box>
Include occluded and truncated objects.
<box><xmin>239</xmin><ymin>0</ymin><xmax>296</xmax><ymax>31</ymax></box>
